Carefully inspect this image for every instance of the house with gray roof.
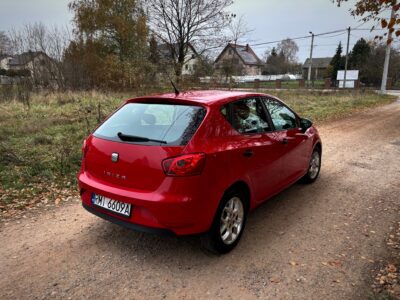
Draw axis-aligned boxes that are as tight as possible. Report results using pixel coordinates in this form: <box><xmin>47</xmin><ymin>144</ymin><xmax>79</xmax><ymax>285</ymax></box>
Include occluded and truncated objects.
<box><xmin>8</xmin><ymin>51</ymin><xmax>51</xmax><ymax>70</ymax></box>
<box><xmin>214</xmin><ymin>43</ymin><xmax>264</xmax><ymax>76</ymax></box>
<box><xmin>302</xmin><ymin>57</ymin><xmax>332</xmax><ymax>80</ymax></box>
<box><xmin>6</xmin><ymin>51</ymin><xmax>60</xmax><ymax>87</ymax></box>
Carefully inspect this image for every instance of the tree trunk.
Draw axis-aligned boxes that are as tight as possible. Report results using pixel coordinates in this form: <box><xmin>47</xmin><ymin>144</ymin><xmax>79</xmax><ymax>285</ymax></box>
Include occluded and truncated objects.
<box><xmin>175</xmin><ymin>43</ymin><xmax>186</xmax><ymax>80</ymax></box>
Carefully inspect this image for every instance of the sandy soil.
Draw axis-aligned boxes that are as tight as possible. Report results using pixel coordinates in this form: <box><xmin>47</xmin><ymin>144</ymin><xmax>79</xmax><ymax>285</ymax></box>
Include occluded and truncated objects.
<box><xmin>1</xmin><ymin>99</ymin><xmax>400</xmax><ymax>300</ymax></box>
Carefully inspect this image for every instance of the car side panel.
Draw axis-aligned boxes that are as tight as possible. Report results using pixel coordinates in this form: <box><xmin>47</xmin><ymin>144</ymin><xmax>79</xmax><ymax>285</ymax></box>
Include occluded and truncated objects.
<box><xmin>279</xmin><ymin>127</ymin><xmax>312</xmax><ymax>183</ymax></box>
<box><xmin>187</xmin><ymin>107</ymin><xmax>284</xmax><ymax>211</ymax></box>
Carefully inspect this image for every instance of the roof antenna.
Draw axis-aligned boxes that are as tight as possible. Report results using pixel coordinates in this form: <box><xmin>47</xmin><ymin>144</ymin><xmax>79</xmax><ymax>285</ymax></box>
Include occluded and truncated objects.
<box><xmin>170</xmin><ymin>80</ymin><xmax>180</xmax><ymax>96</ymax></box>
<box><xmin>166</xmin><ymin>72</ymin><xmax>180</xmax><ymax>96</ymax></box>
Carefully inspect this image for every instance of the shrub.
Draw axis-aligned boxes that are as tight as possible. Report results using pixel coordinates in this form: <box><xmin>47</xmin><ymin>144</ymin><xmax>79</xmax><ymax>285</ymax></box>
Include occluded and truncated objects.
<box><xmin>6</xmin><ymin>69</ymin><xmax>31</xmax><ymax>77</ymax></box>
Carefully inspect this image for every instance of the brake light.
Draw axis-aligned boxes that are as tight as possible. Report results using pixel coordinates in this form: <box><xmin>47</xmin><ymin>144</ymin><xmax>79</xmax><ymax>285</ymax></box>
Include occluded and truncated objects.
<box><xmin>162</xmin><ymin>153</ymin><xmax>206</xmax><ymax>176</ymax></box>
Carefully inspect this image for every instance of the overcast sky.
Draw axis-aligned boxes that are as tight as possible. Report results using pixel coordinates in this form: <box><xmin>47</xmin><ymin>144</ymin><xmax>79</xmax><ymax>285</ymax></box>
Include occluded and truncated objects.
<box><xmin>0</xmin><ymin>0</ymin><xmax>395</xmax><ymax>62</ymax></box>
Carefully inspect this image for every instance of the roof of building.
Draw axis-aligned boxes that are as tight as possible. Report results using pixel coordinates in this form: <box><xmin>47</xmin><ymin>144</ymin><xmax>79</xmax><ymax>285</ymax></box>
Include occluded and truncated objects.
<box><xmin>0</xmin><ymin>54</ymin><xmax>12</xmax><ymax>60</ymax></box>
<box><xmin>215</xmin><ymin>43</ymin><xmax>263</xmax><ymax>66</ymax></box>
<box><xmin>303</xmin><ymin>57</ymin><xmax>332</xmax><ymax>69</ymax></box>
<box><xmin>8</xmin><ymin>51</ymin><xmax>47</xmax><ymax>66</ymax></box>
<box><xmin>157</xmin><ymin>43</ymin><xmax>198</xmax><ymax>60</ymax></box>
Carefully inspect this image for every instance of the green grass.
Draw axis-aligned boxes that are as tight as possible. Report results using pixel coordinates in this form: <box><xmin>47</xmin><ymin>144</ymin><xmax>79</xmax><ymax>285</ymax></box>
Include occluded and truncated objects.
<box><xmin>0</xmin><ymin>91</ymin><xmax>131</xmax><ymax>193</ymax></box>
<box><xmin>255</xmin><ymin>89</ymin><xmax>396</xmax><ymax>122</ymax></box>
<box><xmin>0</xmin><ymin>89</ymin><xmax>396</xmax><ymax>206</ymax></box>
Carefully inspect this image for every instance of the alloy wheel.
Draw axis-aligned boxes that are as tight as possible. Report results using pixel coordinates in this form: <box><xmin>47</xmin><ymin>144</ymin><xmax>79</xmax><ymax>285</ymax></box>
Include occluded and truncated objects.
<box><xmin>220</xmin><ymin>197</ymin><xmax>244</xmax><ymax>245</ymax></box>
<box><xmin>308</xmin><ymin>151</ymin><xmax>320</xmax><ymax>179</ymax></box>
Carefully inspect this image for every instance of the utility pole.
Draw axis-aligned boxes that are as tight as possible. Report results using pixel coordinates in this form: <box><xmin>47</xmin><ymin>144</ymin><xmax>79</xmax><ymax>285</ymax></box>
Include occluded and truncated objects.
<box><xmin>381</xmin><ymin>7</ymin><xmax>395</xmax><ymax>92</ymax></box>
<box><xmin>307</xmin><ymin>31</ymin><xmax>314</xmax><ymax>87</ymax></box>
<box><xmin>343</xmin><ymin>27</ymin><xmax>351</xmax><ymax>88</ymax></box>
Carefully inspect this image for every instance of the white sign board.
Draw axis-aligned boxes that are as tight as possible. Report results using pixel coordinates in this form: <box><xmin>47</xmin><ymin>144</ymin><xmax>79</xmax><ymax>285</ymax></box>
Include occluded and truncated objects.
<box><xmin>339</xmin><ymin>80</ymin><xmax>355</xmax><ymax>88</ymax></box>
<box><xmin>337</xmin><ymin>70</ymin><xmax>359</xmax><ymax>81</ymax></box>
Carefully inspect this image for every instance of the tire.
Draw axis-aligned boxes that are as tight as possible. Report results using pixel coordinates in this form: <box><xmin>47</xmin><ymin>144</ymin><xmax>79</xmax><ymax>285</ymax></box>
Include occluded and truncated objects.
<box><xmin>301</xmin><ymin>146</ymin><xmax>321</xmax><ymax>184</ymax></box>
<box><xmin>201</xmin><ymin>189</ymin><xmax>247</xmax><ymax>254</ymax></box>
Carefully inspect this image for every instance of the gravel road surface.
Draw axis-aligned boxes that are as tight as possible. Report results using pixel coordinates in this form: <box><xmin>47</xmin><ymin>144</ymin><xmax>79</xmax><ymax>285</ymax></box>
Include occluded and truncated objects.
<box><xmin>1</xmin><ymin>100</ymin><xmax>400</xmax><ymax>300</ymax></box>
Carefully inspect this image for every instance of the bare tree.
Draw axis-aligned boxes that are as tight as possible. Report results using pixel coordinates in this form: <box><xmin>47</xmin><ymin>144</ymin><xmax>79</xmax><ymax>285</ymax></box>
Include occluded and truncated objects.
<box><xmin>0</xmin><ymin>31</ymin><xmax>12</xmax><ymax>55</ymax></box>
<box><xmin>8</xmin><ymin>23</ymin><xmax>47</xmax><ymax>54</ymax></box>
<box><xmin>9</xmin><ymin>23</ymin><xmax>70</xmax><ymax>59</ymax></box>
<box><xmin>8</xmin><ymin>23</ymin><xmax>71</xmax><ymax>89</ymax></box>
<box><xmin>276</xmin><ymin>38</ymin><xmax>299</xmax><ymax>63</ymax></box>
<box><xmin>262</xmin><ymin>47</ymin><xmax>274</xmax><ymax>63</ymax></box>
<box><xmin>227</xmin><ymin>15</ymin><xmax>253</xmax><ymax>45</ymax></box>
<box><xmin>145</xmin><ymin>0</ymin><xmax>233</xmax><ymax>78</ymax></box>
<box><xmin>46</xmin><ymin>26</ymin><xmax>72</xmax><ymax>89</ymax></box>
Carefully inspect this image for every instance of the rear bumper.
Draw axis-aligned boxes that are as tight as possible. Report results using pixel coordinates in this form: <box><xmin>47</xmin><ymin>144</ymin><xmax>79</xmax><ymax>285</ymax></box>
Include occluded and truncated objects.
<box><xmin>78</xmin><ymin>171</ymin><xmax>219</xmax><ymax>235</ymax></box>
<box><xmin>82</xmin><ymin>203</ymin><xmax>175</xmax><ymax>236</ymax></box>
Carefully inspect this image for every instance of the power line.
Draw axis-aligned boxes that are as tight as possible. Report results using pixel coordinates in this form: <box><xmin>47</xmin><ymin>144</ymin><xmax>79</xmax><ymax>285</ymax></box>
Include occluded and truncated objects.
<box><xmin>353</xmin><ymin>19</ymin><xmax>369</xmax><ymax>30</ymax></box>
<box><xmin>248</xmin><ymin>25</ymin><xmax>389</xmax><ymax>49</ymax></box>
<box><xmin>353</xmin><ymin>28</ymin><xmax>386</xmax><ymax>31</ymax></box>
<box><xmin>313</xmin><ymin>29</ymin><xmax>349</xmax><ymax>37</ymax></box>
<box><xmin>250</xmin><ymin>36</ymin><xmax>310</xmax><ymax>47</ymax></box>
<box><xmin>314</xmin><ymin>43</ymin><xmax>356</xmax><ymax>47</ymax></box>
<box><xmin>250</xmin><ymin>29</ymin><xmax>349</xmax><ymax>47</ymax></box>
<box><xmin>209</xmin><ymin>25</ymin><xmax>396</xmax><ymax>56</ymax></box>
<box><xmin>318</xmin><ymin>32</ymin><xmax>347</xmax><ymax>39</ymax></box>
<box><xmin>275</xmin><ymin>42</ymin><xmax>357</xmax><ymax>48</ymax></box>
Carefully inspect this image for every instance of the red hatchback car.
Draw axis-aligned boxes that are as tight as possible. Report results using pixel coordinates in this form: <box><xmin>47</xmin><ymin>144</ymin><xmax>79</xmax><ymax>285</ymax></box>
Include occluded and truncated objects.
<box><xmin>78</xmin><ymin>90</ymin><xmax>322</xmax><ymax>253</ymax></box>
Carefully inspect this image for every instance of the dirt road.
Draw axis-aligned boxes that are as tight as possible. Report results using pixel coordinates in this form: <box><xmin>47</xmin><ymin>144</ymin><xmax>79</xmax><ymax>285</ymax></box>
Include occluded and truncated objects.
<box><xmin>1</xmin><ymin>100</ymin><xmax>400</xmax><ymax>300</ymax></box>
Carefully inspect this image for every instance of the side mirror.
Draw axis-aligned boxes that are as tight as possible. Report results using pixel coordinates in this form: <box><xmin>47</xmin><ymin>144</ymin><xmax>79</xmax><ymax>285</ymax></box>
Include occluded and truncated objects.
<box><xmin>300</xmin><ymin>118</ymin><xmax>313</xmax><ymax>132</ymax></box>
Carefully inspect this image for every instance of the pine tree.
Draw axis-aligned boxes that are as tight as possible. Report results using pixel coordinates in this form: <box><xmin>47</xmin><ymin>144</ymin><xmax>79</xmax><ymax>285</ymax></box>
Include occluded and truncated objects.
<box><xmin>266</xmin><ymin>48</ymin><xmax>286</xmax><ymax>74</ymax></box>
<box><xmin>349</xmin><ymin>38</ymin><xmax>371</xmax><ymax>69</ymax></box>
<box><xmin>149</xmin><ymin>34</ymin><xmax>159</xmax><ymax>65</ymax></box>
<box><xmin>330</xmin><ymin>42</ymin><xmax>345</xmax><ymax>81</ymax></box>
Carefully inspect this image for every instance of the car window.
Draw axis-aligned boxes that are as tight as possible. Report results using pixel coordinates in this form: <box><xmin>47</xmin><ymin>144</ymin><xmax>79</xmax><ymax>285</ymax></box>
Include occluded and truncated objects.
<box><xmin>144</xmin><ymin>104</ymin><xmax>175</xmax><ymax>125</ymax></box>
<box><xmin>94</xmin><ymin>102</ymin><xmax>206</xmax><ymax>146</ymax></box>
<box><xmin>223</xmin><ymin>98</ymin><xmax>271</xmax><ymax>134</ymax></box>
<box><xmin>263</xmin><ymin>98</ymin><xmax>298</xmax><ymax>131</ymax></box>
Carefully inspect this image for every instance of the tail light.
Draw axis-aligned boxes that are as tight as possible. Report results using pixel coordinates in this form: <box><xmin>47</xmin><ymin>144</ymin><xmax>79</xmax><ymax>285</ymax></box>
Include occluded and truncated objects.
<box><xmin>81</xmin><ymin>139</ymin><xmax>89</xmax><ymax>172</ymax></box>
<box><xmin>82</xmin><ymin>139</ymin><xmax>88</xmax><ymax>158</ymax></box>
<box><xmin>162</xmin><ymin>153</ymin><xmax>206</xmax><ymax>177</ymax></box>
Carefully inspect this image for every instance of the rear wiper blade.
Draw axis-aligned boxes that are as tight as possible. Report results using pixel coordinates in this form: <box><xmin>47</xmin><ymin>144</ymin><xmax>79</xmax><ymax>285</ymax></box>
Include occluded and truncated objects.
<box><xmin>117</xmin><ymin>132</ymin><xmax>167</xmax><ymax>144</ymax></box>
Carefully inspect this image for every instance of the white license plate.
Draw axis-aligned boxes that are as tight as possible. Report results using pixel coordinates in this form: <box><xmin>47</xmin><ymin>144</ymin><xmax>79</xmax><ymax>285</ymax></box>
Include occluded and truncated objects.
<box><xmin>91</xmin><ymin>194</ymin><xmax>131</xmax><ymax>217</ymax></box>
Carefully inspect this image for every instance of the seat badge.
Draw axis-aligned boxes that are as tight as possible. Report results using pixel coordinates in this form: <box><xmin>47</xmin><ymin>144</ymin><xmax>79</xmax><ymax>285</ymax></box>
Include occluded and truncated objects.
<box><xmin>111</xmin><ymin>153</ymin><xmax>119</xmax><ymax>163</ymax></box>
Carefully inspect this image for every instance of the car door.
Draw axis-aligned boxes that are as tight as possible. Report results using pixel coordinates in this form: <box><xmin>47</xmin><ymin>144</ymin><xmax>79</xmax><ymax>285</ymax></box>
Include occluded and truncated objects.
<box><xmin>223</xmin><ymin>97</ymin><xmax>287</xmax><ymax>204</ymax></box>
<box><xmin>262</xmin><ymin>97</ymin><xmax>310</xmax><ymax>184</ymax></box>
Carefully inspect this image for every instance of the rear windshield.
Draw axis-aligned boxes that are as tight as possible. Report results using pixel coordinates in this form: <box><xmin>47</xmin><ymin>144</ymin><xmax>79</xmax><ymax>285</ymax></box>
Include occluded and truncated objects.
<box><xmin>93</xmin><ymin>102</ymin><xmax>206</xmax><ymax>146</ymax></box>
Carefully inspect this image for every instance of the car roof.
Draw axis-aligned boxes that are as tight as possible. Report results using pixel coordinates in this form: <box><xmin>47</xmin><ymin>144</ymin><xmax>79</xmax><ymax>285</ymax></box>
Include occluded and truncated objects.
<box><xmin>130</xmin><ymin>90</ymin><xmax>271</xmax><ymax>106</ymax></box>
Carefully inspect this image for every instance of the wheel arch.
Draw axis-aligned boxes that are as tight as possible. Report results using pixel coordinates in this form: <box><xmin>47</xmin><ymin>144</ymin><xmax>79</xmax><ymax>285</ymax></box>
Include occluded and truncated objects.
<box><xmin>314</xmin><ymin>140</ymin><xmax>322</xmax><ymax>155</ymax></box>
<box><xmin>224</xmin><ymin>180</ymin><xmax>251</xmax><ymax>213</ymax></box>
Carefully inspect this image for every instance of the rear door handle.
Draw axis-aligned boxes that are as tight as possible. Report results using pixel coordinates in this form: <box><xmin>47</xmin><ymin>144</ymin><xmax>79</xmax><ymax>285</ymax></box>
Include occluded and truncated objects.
<box><xmin>295</xmin><ymin>133</ymin><xmax>308</xmax><ymax>138</ymax></box>
<box><xmin>243</xmin><ymin>149</ymin><xmax>254</xmax><ymax>157</ymax></box>
<box><xmin>281</xmin><ymin>138</ymin><xmax>289</xmax><ymax>145</ymax></box>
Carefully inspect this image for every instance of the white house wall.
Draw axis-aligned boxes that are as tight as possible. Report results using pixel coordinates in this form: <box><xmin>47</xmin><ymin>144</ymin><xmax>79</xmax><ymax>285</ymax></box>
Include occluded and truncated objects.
<box><xmin>181</xmin><ymin>49</ymin><xmax>197</xmax><ymax>76</ymax></box>
<box><xmin>0</xmin><ymin>57</ymin><xmax>12</xmax><ymax>70</ymax></box>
